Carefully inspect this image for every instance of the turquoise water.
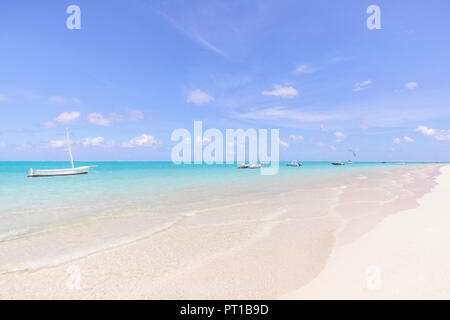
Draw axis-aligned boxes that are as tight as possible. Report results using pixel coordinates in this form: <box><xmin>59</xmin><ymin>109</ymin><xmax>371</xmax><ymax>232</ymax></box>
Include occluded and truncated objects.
<box><xmin>0</xmin><ymin>161</ymin><xmax>440</xmax><ymax>272</ymax></box>
<box><xmin>0</xmin><ymin>161</ymin><xmax>434</xmax><ymax>243</ymax></box>
<box><xmin>0</xmin><ymin>161</ymin><xmax>430</xmax><ymax>211</ymax></box>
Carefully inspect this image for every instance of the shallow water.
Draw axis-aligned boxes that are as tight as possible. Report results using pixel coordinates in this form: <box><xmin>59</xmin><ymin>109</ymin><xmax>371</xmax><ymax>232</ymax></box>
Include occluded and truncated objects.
<box><xmin>0</xmin><ymin>161</ymin><xmax>442</xmax><ymax>275</ymax></box>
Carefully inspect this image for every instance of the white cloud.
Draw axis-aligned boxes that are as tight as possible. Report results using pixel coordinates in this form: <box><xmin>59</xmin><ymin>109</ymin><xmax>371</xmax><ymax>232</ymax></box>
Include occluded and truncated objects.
<box><xmin>55</xmin><ymin>111</ymin><xmax>80</xmax><ymax>124</ymax></box>
<box><xmin>237</xmin><ymin>106</ymin><xmax>340</xmax><ymax>122</ymax></box>
<box><xmin>196</xmin><ymin>36</ymin><xmax>227</xmax><ymax>58</ymax></box>
<box><xmin>293</xmin><ymin>64</ymin><xmax>317</xmax><ymax>75</ymax></box>
<box><xmin>416</xmin><ymin>125</ymin><xmax>450</xmax><ymax>141</ymax></box>
<box><xmin>88</xmin><ymin>112</ymin><xmax>123</xmax><ymax>126</ymax></box>
<box><xmin>81</xmin><ymin>137</ymin><xmax>105</xmax><ymax>147</ymax></box>
<box><xmin>128</xmin><ymin>109</ymin><xmax>144</xmax><ymax>120</ymax></box>
<box><xmin>435</xmin><ymin>131</ymin><xmax>450</xmax><ymax>141</ymax></box>
<box><xmin>404</xmin><ymin>82</ymin><xmax>419</xmax><ymax>90</ymax></box>
<box><xmin>395</xmin><ymin>136</ymin><xmax>415</xmax><ymax>144</ymax></box>
<box><xmin>279</xmin><ymin>139</ymin><xmax>289</xmax><ymax>148</ymax></box>
<box><xmin>42</xmin><ymin>121</ymin><xmax>56</xmax><ymax>128</ymax></box>
<box><xmin>353</xmin><ymin>80</ymin><xmax>372</xmax><ymax>92</ymax></box>
<box><xmin>48</xmin><ymin>139</ymin><xmax>68</xmax><ymax>149</ymax></box>
<box><xmin>187</xmin><ymin>89</ymin><xmax>214</xmax><ymax>105</ymax></box>
<box><xmin>334</xmin><ymin>131</ymin><xmax>347</xmax><ymax>139</ymax></box>
<box><xmin>416</xmin><ymin>125</ymin><xmax>435</xmax><ymax>136</ymax></box>
<box><xmin>122</xmin><ymin>134</ymin><xmax>159</xmax><ymax>148</ymax></box>
<box><xmin>49</xmin><ymin>96</ymin><xmax>81</xmax><ymax>104</ymax></box>
<box><xmin>262</xmin><ymin>85</ymin><xmax>298</xmax><ymax>99</ymax></box>
<box><xmin>289</xmin><ymin>134</ymin><xmax>304</xmax><ymax>142</ymax></box>
<box><xmin>0</xmin><ymin>93</ymin><xmax>9</xmax><ymax>101</ymax></box>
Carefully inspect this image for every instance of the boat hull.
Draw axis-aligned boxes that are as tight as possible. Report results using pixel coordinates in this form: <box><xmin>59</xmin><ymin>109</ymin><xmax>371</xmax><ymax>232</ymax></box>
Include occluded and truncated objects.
<box><xmin>27</xmin><ymin>166</ymin><xmax>92</xmax><ymax>178</ymax></box>
<box><xmin>27</xmin><ymin>172</ymin><xmax>88</xmax><ymax>178</ymax></box>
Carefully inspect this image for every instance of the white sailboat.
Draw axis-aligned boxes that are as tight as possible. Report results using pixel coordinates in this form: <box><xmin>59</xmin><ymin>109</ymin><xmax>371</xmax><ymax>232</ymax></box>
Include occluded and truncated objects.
<box><xmin>28</xmin><ymin>129</ymin><xmax>95</xmax><ymax>178</ymax></box>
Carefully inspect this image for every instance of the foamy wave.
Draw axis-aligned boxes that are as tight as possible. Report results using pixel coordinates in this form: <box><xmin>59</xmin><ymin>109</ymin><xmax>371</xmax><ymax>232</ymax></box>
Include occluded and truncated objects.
<box><xmin>5</xmin><ymin>221</ymin><xmax>177</xmax><ymax>273</ymax></box>
<box><xmin>261</xmin><ymin>208</ymin><xmax>287</xmax><ymax>222</ymax></box>
<box><xmin>0</xmin><ymin>227</ymin><xmax>31</xmax><ymax>242</ymax></box>
<box><xmin>181</xmin><ymin>210</ymin><xmax>197</xmax><ymax>217</ymax></box>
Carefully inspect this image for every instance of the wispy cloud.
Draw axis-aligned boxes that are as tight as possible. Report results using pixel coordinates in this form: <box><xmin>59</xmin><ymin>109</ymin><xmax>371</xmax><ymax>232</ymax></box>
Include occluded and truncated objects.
<box><xmin>196</xmin><ymin>35</ymin><xmax>227</xmax><ymax>57</ymax></box>
<box><xmin>122</xmin><ymin>134</ymin><xmax>160</xmax><ymax>148</ymax></box>
<box><xmin>293</xmin><ymin>64</ymin><xmax>317</xmax><ymax>75</ymax></box>
<box><xmin>404</xmin><ymin>82</ymin><xmax>419</xmax><ymax>90</ymax></box>
<box><xmin>237</xmin><ymin>106</ymin><xmax>341</xmax><ymax>123</ymax></box>
<box><xmin>187</xmin><ymin>89</ymin><xmax>214</xmax><ymax>105</ymax></box>
<box><xmin>42</xmin><ymin>121</ymin><xmax>56</xmax><ymax>128</ymax></box>
<box><xmin>186</xmin><ymin>89</ymin><xmax>214</xmax><ymax>104</ymax></box>
<box><xmin>81</xmin><ymin>137</ymin><xmax>105</xmax><ymax>147</ymax></box>
<box><xmin>416</xmin><ymin>125</ymin><xmax>450</xmax><ymax>141</ymax></box>
<box><xmin>127</xmin><ymin>109</ymin><xmax>144</xmax><ymax>121</ymax></box>
<box><xmin>262</xmin><ymin>85</ymin><xmax>298</xmax><ymax>99</ymax></box>
<box><xmin>289</xmin><ymin>134</ymin><xmax>304</xmax><ymax>142</ymax></box>
<box><xmin>49</xmin><ymin>96</ymin><xmax>81</xmax><ymax>104</ymax></box>
<box><xmin>334</xmin><ymin>131</ymin><xmax>347</xmax><ymax>139</ymax></box>
<box><xmin>157</xmin><ymin>11</ymin><xmax>227</xmax><ymax>58</ymax></box>
<box><xmin>394</xmin><ymin>136</ymin><xmax>415</xmax><ymax>144</ymax></box>
<box><xmin>279</xmin><ymin>139</ymin><xmax>289</xmax><ymax>148</ymax></box>
<box><xmin>47</xmin><ymin>139</ymin><xmax>68</xmax><ymax>149</ymax></box>
<box><xmin>55</xmin><ymin>111</ymin><xmax>81</xmax><ymax>124</ymax></box>
<box><xmin>416</xmin><ymin>125</ymin><xmax>435</xmax><ymax>136</ymax></box>
<box><xmin>0</xmin><ymin>93</ymin><xmax>9</xmax><ymax>101</ymax></box>
<box><xmin>88</xmin><ymin>112</ymin><xmax>124</xmax><ymax>126</ymax></box>
<box><xmin>353</xmin><ymin>80</ymin><xmax>372</xmax><ymax>92</ymax></box>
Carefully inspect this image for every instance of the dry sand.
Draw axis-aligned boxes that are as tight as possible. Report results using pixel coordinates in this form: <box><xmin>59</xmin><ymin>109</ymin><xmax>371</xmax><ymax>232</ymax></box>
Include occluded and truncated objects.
<box><xmin>283</xmin><ymin>165</ymin><xmax>450</xmax><ymax>299</ymax></box>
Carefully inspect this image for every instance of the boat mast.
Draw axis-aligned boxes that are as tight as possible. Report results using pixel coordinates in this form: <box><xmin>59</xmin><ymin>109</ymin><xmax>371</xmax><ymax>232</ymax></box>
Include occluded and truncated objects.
<box><xmin>66</xmin><ymin>128</ymin><xmax>74</xmax><ymax>169</ymax></box>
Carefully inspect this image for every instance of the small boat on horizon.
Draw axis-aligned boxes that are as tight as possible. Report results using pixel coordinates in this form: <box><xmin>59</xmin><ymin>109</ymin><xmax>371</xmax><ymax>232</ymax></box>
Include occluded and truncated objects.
<box><xmin>286</xmin><ymin>161</ymin><xmax>302</xmax><ymax>167</ymax></box>
<box><xmin>331</xmin><ymin>161</ymin><xmax>345</xmax><ymax>166</ymax></box>
<box><xmin>237</xmin><ymin>163</ymin><xmax>261</xmax><ymax>169</ymax></box>
<box><xmin>28</xmin><ymin>128</ymin><xmax>95</xmax><ymax>178</ymax></box>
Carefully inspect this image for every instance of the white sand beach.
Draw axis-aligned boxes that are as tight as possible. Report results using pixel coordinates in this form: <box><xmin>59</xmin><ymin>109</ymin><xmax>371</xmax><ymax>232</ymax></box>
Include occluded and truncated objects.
<box><xmin>283</xmin><ymin>165</ymin><xmax>450</xmax><ymax>299</ymax></box>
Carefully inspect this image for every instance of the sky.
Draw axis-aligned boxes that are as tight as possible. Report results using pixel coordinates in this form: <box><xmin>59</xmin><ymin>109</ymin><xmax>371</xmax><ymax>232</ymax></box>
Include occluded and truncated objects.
<box><xmin>0</xmin><ymin>0</ymin><xmax>449</xmax><ymax>161</ymax></box>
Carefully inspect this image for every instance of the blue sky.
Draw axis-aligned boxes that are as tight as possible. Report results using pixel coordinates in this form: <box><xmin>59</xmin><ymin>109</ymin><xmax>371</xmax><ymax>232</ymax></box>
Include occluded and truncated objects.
<box><xmin>0</xmin><ymin>0</ymin><xmax>449</xmax><ymax>161</ymax></box>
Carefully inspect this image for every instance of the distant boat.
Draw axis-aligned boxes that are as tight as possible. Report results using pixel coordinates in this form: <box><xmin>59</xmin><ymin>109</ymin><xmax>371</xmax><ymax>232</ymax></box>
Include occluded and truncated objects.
<box><xmin>237</xmin><ymin>163</ymin><xmax>261</xmax><ymax>169</ymax></box>
<box><xmin>347</xmin><ymin>160</ymin><xmax>353</xmax><ymax>164</ymax></box>
<box><xmin>286</xmin><ymin>161</ymin><xmax>302</xmax><ymax>167</ymax></box>
<box><xmin>331</xmin><ymin>161</ymin><xmax>345</xmax><ymax>166</ymax></box>
<box><xmin>28</xmin><ymin>129</ymin><xmax>95</xmax><ymax>178</ymax></box>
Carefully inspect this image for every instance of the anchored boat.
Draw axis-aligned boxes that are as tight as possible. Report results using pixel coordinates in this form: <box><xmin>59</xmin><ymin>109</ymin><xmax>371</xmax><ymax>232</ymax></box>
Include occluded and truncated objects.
<box><xmin>28</xmin><ymin>129</ymin><xmax>95</xmax><ymax>178</ymax></box>
<box><xmin>286</xmin><ymin>161</ymin><xmax>302</xmax><ymax>167</ymax></box>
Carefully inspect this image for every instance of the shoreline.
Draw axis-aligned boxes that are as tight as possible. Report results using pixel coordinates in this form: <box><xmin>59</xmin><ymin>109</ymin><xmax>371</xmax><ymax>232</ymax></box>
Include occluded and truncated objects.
<box><xmin>0</xmin><ymin>164</ymin><xmax>446</xmax><ymax>299</ymax></box>
<box><xmin>282</xmin><ymin>164</ymin><xmax>450</xmax><ymax>299</ymax></box>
